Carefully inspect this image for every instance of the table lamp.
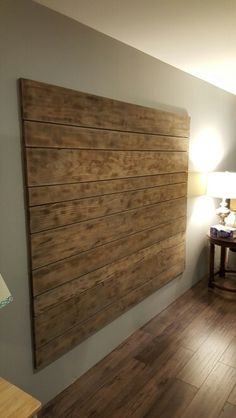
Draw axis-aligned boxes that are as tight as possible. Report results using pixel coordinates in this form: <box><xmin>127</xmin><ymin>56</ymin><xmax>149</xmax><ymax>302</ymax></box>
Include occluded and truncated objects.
<box><xmin>207</xmin><ymin>171</ymin><xmax>236</xmax><ymax>225</ymax></box>
<box><xmin>0</xmin><ymin>273</ymin><xmax>13</xmax><ymax>309</ymax></box>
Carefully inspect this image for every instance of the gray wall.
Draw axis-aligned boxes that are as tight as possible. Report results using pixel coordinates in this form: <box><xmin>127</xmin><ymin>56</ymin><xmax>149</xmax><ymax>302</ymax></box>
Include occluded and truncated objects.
<box><xmin>0</xmin><ymin>0</ymin><xmax>236</xmax><ymax>405</ymax></box>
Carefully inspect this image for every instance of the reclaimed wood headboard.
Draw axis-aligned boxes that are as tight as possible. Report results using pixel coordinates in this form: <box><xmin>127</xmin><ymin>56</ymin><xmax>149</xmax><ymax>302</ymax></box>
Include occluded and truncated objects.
<box><xmin>20</xmin><ymin>79</ymin><xmax>190</xmax><ymax>369</ymax></box>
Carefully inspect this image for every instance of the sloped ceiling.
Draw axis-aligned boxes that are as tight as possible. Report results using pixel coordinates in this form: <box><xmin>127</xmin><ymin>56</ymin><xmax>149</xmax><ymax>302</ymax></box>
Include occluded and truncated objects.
<box><xmin>35</xmin><ymin>0</ymin><xmax>236</xmax><ymax>95</ymax></box>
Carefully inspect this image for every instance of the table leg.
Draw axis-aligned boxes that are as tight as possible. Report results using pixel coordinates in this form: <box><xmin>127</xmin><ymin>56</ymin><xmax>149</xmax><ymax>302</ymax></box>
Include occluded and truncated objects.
<box><xmin>209</xmin><ymin>242</ymin><xmax>215</xmax><ymax>288</ymax></box>
<box><xmin>220</xmin><ymin>246</ymin><xmax>227</xmax><ymax>277</ymax></box>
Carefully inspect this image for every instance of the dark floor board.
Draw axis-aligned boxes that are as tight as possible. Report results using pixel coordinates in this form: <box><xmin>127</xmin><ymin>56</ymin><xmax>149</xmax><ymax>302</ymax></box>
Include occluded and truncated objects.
<box><xmin>227</xmin><ymin>385</ymin><xmax>236</xmax><ymax>406</ymax></box>
<box><xmin>220</xmin><ymin>336</ymin><xmax>236</xmax><ymax>368</ymax></box>
<box><xmin>175</xmin><ymin>297</ymin><xmax>227</xmax><ymax>351</ymax></box>
<box><xmin>66</xmin><ymin>358</ymin><xmax>151</xmax><ymax>417</ymax></box>
<box><xmin>67</xmin><ymin>345</ymin><xmax>193</xmax><ymax>417</ymax></box>
<box><xmin>40</xmin><ymin>329</ymin><xmax>153</xmax><ymax>418</ymax></box>
<box><xmin>144</xmin><ymin>378</ymin><xmax>197</xmax><ymax>418</ymax></box>
<box><xmin>177</xmin><ymin>311</ymin><xmax>236</xmax><ymax>388</ymax></box>
<box><xmin>142</xmin><ymin>279</ymin><xmax>209</xmax><ymax>336</ymax></box>
<box><xmin>40</xmin><ymin>279</ymin><xmax>236</xmax><ymax>418</ymax></box>
<box><xmin>219</xmin><ymin>402</ymin><xmax>236</xmax><ymax>418</ymax></box>
<box><xmin>182</xmin><ymin>362</ymin><xmax>236</xmax><ymax>418</ymax></box>
<box><xmin>111</xmin><ymin>377</ymin><xmax>161</xmax><ymax>418</ymax></box>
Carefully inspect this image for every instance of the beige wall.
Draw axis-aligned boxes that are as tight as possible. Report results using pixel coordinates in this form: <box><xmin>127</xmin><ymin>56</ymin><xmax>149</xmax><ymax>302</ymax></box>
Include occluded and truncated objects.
<box><xmin>0</xmin><ymin>0</ymin><xmax>236</xmax><ymax>404</ymax></box>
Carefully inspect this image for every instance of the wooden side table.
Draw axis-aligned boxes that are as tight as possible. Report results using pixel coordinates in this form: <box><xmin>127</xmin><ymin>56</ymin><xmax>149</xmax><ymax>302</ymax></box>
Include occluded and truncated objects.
<box><xmin>0</xmin><ymin>377</ymin><xmax>41</xmax><ymax>418</ymax></box>
<box><xmin>208</xmin><ymin>234</ymin><xmax>236</xmax><ymax>292</ymax></box>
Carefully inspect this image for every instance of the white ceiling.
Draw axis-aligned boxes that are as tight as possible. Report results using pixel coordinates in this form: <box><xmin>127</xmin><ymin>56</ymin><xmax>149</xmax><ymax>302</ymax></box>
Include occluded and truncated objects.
<box><xmin>35</xmin><ymin>0</ymin><xmax>236</xmax><ymax>95</ymax></box>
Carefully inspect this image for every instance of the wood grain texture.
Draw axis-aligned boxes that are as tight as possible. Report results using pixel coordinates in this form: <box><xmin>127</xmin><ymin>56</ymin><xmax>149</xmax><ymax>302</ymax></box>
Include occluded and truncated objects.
<box><xmin>29</xmin><ymin>182</ymin><xmax>187</xmax><ymax>233</ymax></box>
<box><xmin>28</xmin><ymin>172</ymin><xmax>187</xmax><ymax>206</ymax></box>
<box><xmin>145</xmin><ymin>378</ymin><xmax>197</xmax><ymax>418</ymax></box>
<box><xmin>219</xmin><ymin>403</ymin><xmax>236</xmax><ymax>418</ymax></box>
<box><xmin>227</xmin><ymin>385</ymin><xmax>236</xmax><ymax>405</ymax></box>
<box><xmin>0</xmin><ymin>377</ymin><xmax>41</xmax><ymax>418</ymax></box>
<box><xmin>20</xmin><ymin>79</ymin><xmax>190</xmax><ymax>137</ymax></box>
<box><xmin>35</xmin><ymin>262</ymin><xmax>184</xmax><ymax>368</ymax></box>
<box><xmin>34</xmin><ymin>241</ymin><xmax>185</xmax><ymax>347</ymax></box>
<box><xmin>26</xmin><ymin>147</ymin><xmax>188</xmax><ymax>186</ymax></box>
<box><xmin>32</xmin><ymin>217</ymin><xmax>186</xmax><ymax>296</ymax></box>
<box><xmin>65</xmin><ymin>344</ymin><xmax>193</xmax><ymax>418</ymax></box>
<box><xmin>182</xmin><ymin>363</ymin><xmax>236</xmax><ymax>418</ymax></box>
<box><xmin>220</xmin><ymin>336</ymin><xmax>236</xmax><ymax>368</ymax></box>
<box><xmin>40</xmin><ymin>329</ymin><xmax>154</xmax><ymax>418</ymax></box>
<box><xmin>20</xmin><ymin>79</ymin><xmax>189</xmax><ymax>368</ymax></box>
<box><xmin>178</xmin><ymin>312</ymin><xmax>235</xmax><ymax>388</ymax></box>
<box><xmin>31</xmin><ymin>197</ymin><xmax>186</xmax><ymax>269</ymax></box>
<box><xmin>24</xmin><ymin>121</ymin><xmax>189</xmax><ymax>151</ymax></box>
<box><xmin>39</xmin><ymin>280</ymin><xmax>236</xmax><ymax>418</ymax></box>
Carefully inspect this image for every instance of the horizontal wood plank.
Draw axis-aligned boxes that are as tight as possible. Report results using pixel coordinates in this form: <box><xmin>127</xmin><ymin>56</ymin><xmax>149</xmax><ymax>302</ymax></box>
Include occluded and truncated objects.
<box><xmin>26</xmin><ymin>148</ymin><xmax>188</xmax><ymax>186</ymax></box>
<box><xmin>32</xmin><ymin>217</ymin><xmax>186</xmax><ymax>296</ymax></box>
<box><xmin>24</xmin><ymin>121</ymin><xmax>189</xmax><ymax>151</ymax></box>
<box><xmin>34</xmin><ymin>233</ymin><xmax>185</xmax><ymax>315</ymax></box>
<box><xmin>28</xmin><ymin>172</ymin><xmax>187</xmax><ymax>206</ymax></box>
<box><xmin>31</xmin><ymin>197</ymin><xmax>186</xmax><ymax>269</ymax></box>
<box><xmin>35</xmin><ymin>241</ymin><xmax>185</xmax><ymax>346</ymax></box>
<box><xmin>35</xmin><ymin>262</ymin><xmax>184</xmax><ymax>368</ymax></box>
<box><xmin>30</xmin><ymin>183</ymin><xmax>187</xmax><ymax>233</ymax></box>
<box><xmin>182</xmin><ymin>362</ymin><xmax>236</xmax><ymax>418</ymax></box>
<box><xmin>20</xmin><ymin>79</ymin><xmax>190</xmax><ymax>137</ymax></box>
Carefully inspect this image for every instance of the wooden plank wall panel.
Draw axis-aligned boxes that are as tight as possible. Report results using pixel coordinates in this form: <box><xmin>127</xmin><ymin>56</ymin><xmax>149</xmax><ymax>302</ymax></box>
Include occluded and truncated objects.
<box><xmin>24</xmin><ymin>121</ymin><xmax>189</xmax><ymax>151</ymax></box>
<box><xmin>21</xmin><ymin>79</ymin><xmax>190</xmax><ymax>137</ymax></box>
<box><xmin>26</xmin><ymin>148</ymin><xmax>188</xmax><ymax>185</ymax></box>
<box><xmin>28</xmin><ymin>172</ymin><xmax>188</xmax><ymax>206</ymax></box>
<box><xmin>30</xmin><ymin>183</ymin><xmax>187</xmax><ymax>233</ymax></box>
<box><xmin>32</xmin><ymin>217</ymin><xmax>186</xmax><ymax>297</ymax></box>
<box><xmin>31</xmin><ymin>197</ymin><xmax>186</xmax><ymax>269</ymax></box>
<box><xmin>20</xmin><ymin>79</ymin><xmax>190</xmax><ymax>369</ymax></box>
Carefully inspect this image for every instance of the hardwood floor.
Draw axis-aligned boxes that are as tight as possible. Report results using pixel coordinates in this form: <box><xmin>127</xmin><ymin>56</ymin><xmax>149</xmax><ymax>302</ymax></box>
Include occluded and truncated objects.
<box><xmin>40</xmin><ymin>279</ymin><xmax>236</xmax><ymax>418</ymax></box>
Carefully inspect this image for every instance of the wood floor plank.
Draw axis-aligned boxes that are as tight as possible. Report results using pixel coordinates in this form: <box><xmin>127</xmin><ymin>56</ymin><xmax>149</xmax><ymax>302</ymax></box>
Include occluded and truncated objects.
<box><xmin>30</xmin><ymin>183</ymin><xmax>186</xmax><ymax>233</ymax></box>
<box><xmin>29</xmin><ymin>173</ymin><xmax>188</xmax><ymax>206</ymax></box>
<box><xmin>32</xmin><ymin>217</ymin><xmax>186</xmax><ymax>296</ymax></box>
<box><xmin>175</xmin><ymin>297</ymin><xmax>227</xmax><ymax>351</ymax></box>
<box><xmin>24</xmin><ymin>121</ymin><xmax>189</xmax><ymax>151</ymax></box>
<box><xmin>142</xmin><ymin>280</ymin><xmax>213</xmax><ymax>337</ymax></box>
<box><xmin>26</xmin><ymin>147</ymin><xmax>188</xmax><ymax>185</ymax></box>
<box><xmin>66</xmin><ymin>358</ymin><xmax>152</xmax><ymax>417</ymax></box>
<box><xmin>220</xmin><ymin>337</ymin><xmax>236</xmax><ymax>368</ymax></box>
<box><xmin>31</xmin><ymin>197</ymin><xmax>186</xmax><ymax>269</ymax></box>
<box><xmin>177</xmin><ymin>312</ymin><xmax>235</xmax><ymax>388</ymax></box>
<box><xmin>227</xmin><ymin>385</ymin><xmax>236</xmax><ymax>406</ymax></box>
<box><xmin>69</xmin><ymin>345</ymin><xmax>193</xmax><ymax>418</ymax></box>
<box><xmin>21</xmin><ymin>79</ymin><xmax>190</xmax><ymax>137</ymax></box>
<box><xmin>142</xmin><ymin>292</ymin><xmax>218</xmax><ymax>356</ymax></box>
<box><xmin>36</xmin><ymin>262</ymin><xmax>184</xmax><ymax>368</ymax></box>
<box><xmin>111</xmin><ymin>377</ymin><xmax>160</xmax><ymax>418</ymax></box>
<box><xmin>39</xmin><ymin>281</ymin><xmax>236</xmax><ymax>418</ymax></box>
<box><xmin>40</xmin><ymin>329</ymin><xmax>154</xmax><ymax>418</ymax></box>
<box><xmin>145</xmin><ymin>378</ymin><xmax>197</xmax><ymax>418</ymax></box>
<box><xmin>219</xmin><ymin>402</ymin><xmax>236</xmax><ymax>418</ymax></box>
<box><xmin>182</xmin><ymin>363</ymin><xmax>236</xmax><ymax>418</ymax></box>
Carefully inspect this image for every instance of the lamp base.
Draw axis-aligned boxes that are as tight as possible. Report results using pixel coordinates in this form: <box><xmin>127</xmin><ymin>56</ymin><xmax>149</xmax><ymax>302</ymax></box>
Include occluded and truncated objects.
<box><xmin>216</xmin><ymin>198</ymin><xmax>230</xmax><ymax>225</ymax></box>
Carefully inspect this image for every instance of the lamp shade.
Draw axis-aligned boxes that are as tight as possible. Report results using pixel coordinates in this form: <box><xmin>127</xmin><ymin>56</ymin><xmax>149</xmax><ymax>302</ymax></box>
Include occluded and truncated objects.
<box><xmin>207</xmin><ymin>172</ymin><xmax>236</xmax><ymax>199</ymax></box>
<box><xmin>0</xmin><ymin>273</ymin><xmax>13</xmax><ymax>309</ymax></box>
